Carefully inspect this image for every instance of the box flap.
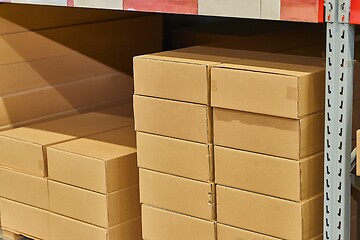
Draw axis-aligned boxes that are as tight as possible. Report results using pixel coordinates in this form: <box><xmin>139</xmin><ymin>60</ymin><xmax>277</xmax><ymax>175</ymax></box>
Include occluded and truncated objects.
<box><xmin>216</xmin><ymin>185</ymin><xmax>302</xmax><ymax>239</ymax></box>
<box><xmin>0</xmin><ymin>198</ymin><xmax>50</xmax><ymax>240</ymax></box>
<box><xmin>217</xmin><ymin>223</ymin><xmax>280</xmax><ymax>240</ymax></box>
<box><xmin>137</xmin><ymin>132</ymin><xmax>212</xmax><ymax>182</ymax></box>
<box><xmin>213</xmin><ymin>108</ymin><xmax>302</xmax><ymax>160</ymax></box>
<box><xmin>134</xmin><ymin>95</ymin><xmax>211</xmax><ymax>144</ymax></box>
<box><xmin>0</xmin><ymin>167</ymin><xmax>48</xmax><ymax>209</ymax></box>
<box><xmin>139</xmin><ymin>169</ymin><xmax>214</xmax><ymax>221</ymax></box>
<box><xmin>142</xmin><ymin>205</ymin><xmax>216</xmax><ymax>240</ymax></box>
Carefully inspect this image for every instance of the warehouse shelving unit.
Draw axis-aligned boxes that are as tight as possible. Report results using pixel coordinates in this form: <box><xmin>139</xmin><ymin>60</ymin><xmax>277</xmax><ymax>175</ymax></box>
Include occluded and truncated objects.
<box><xmin>0</xmin><ymin>0</ymin><xmax>358</xmax><ymax>239</ymax></box>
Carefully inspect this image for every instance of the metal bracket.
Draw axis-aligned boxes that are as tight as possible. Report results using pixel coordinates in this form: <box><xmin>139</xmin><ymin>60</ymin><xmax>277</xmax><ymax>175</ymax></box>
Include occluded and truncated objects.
<box><xmin>326</xmin><ymin>0</ymin><xmax>335</xmax><ymax>22</ymax></box>
<box><xmin>326</xmin><ymin>0</ymin><xmax>351</xmax><ymax>23</ymax></box>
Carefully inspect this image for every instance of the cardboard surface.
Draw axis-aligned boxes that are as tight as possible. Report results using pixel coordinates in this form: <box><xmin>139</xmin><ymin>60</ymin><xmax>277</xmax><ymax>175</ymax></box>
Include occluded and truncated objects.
<box><xmin>142</xmin><ymin>205</ymin><xmax>216</xmax><ymax>240</ymax></box>
<box><xmin>50</xmin><ymin>214</ymin><xmax>141</xmax><ymax>240</ymax></box>
<box><xmin>49</xmin><ymin>181</ymin><xmax>140</xmax><ymax>228</ymax></box>
<box><xmin>0</xmin><ymin>110</ymin><xmax>133</xmax><ymax>176</ymax></box>
<box><xmin>134</xmin><ymin>46</ymin><xmax>268</xmax><ymax>104</ymax></box>
<box><xmin>0</xmin><ymin>198</ymin><xmax>50</xmax><ymax>240</ymax></box>
<box><xmin>139</xmin><ymin>169</ymin><xmax>215</xmax><ymax>221</ymax></box>
<box><xmin>211</xmin><ymin>54</ymin><xmax>325</xmax><ymax>119</ymax></box>
<box><xmin>134</xmin><ymin>95</ymin><xmax>212</xmax><ymax>144</ymax></box>
<box><xmin>215</xmin><ymin>146</ymin><xmax>323</xmax><ymax>201</ymax></box>
<box><xmin>0</xmin><ymin>167</ymin><xmax>48</xmax><ymax>209</ymax></box>
<box><xmin>217</xmin><ymin>186</ymin><xmax>323</xmax><ymax>239</ymax></box>
<box><xmin>137</xmin><ymin>132</ymin><xmax>213</xmax><ymax>182</ymax></box>
<box><xmin>0</xmin><ymin>15</ymin><xmax>162</xmax><ymax>65</ymax></box>
<box><xmin>48</xmin><ymin>126</ymin><xmax>138</xmax><ymax>194</ymax></box>
<box><xmin>213</xmin><ymin>108</ymin><xmax>324</xmax><ymax>160</ymax></box>
<box><xmin>217</xmin><ymin>223</ymin><xmax>279</xmax><ymax>240</ymax></box>
<box><xmin>0</xmin><ymin>72</ymin><xmax>134</xmax><ymax>128</ymax></box>
<box><xmin>0</xmin><ymin>4</ymin><xmax>144</xmax><ymax>34</ymax></box>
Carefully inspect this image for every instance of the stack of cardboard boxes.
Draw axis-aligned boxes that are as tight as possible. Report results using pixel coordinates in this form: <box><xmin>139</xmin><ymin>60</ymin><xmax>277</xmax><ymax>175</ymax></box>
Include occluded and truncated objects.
<box><xmin>0</xmin><ymin>4</ymin><xmax>162</xmax><ymax>130</ymax></box>
<box><xmin>211</xmin><ymin>54</ymin><xmax>327</xmax><ymax>239</ymax></box>
<box><xmin>0</xmin><ymin>105</ymin><xmax>141</xmax><ymax>240</ymax></box>
<box><xmin>134</xmin><ymin>45</ymin><xmax>360</xmax><ymax>239</ymax></box>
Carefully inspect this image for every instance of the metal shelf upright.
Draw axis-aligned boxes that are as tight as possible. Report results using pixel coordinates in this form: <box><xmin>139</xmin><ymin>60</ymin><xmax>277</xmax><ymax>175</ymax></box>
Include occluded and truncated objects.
<box><xmin>325</xmin><ymin>0</ymin><xmax>356</xmax><ymax>239</ymax></box>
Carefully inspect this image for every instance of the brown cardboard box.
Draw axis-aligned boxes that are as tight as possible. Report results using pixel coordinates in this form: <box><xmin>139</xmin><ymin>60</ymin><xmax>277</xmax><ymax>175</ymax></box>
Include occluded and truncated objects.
<box><xmin>142</xmin><ymin>205</ymin><xmax>216</xmax><ymax>240</ymax></box>
<box><xmin>139</xmin><ymin>169</ymin><xmax>215</xmax><ymax>221</ymax></box>
<box><xmin>134</xmin><ymin>46</ymin><xmax>267</xmax><ymax>104</ymax></box>
<box><xmin>217</xmin><ymin>224</ymin><xmax>323</xmax><ymax>240</ymax></box>
<box><xmin>211</xmin><ymin>54</ymin><xmax>325</xmax><ymax>119</ymax></box>
<box><xmin>215</xmin><ymin>146</ymin><xmax>323</xmax><ymax>201</ymax></box>
<box><xmin>217</xmin><ymin>223</ymin><xmax>280</xmax><ymax>240</ymax></box>
<box><xmin>357</xmin><ymin>130</ymin><xmax>360</xmax><ymax>175</ymax></box>
<box><xmin>217</xmin><ymin>185</ymin><xmax>323</xmax><ymax>240</ymax></box>
<box><xmin>48</xmin><ymin>181</ymin><xmax>140</xmax><ymax>228</ymax></box>
<box><xmin>134</xmin><ymin>95</ymin><xmax>212</xmax><ymax>144</ymax></box>
<box><xmin>0</xmin><ymin>41</ymin><xmax>161</xmax><ymax>96</ymax></box>
<box><xmin>137</xmin><ymin>132</ymin><xmax>213</xmax><ymax>182</ymax></box>
<box><xmin>0</xmin><ymin>72</ymin><xmax>134</xmax><ymax>129</ymax></box>
<box><xmin>0</xmin><ymin>110</ymin><xmax>133</xmax><ymax>176</ymax></box>
<box><xmin>0</xmin><ymin>4</ymin><xmax>144</xmax><ymax>34</ymax></box>
<box><xmin>213</xmin><ymin>108</ymin><xmax>324</xmax><ymax>160</ymax></box>
<box><xmin>48</xmin><ymin>126</ymin><xmax>138</xmax><ymax>194</ymax></box>
<box><xmin>50</xmin><ymin>214</ymin><xmax>141</xmax><ymax>240</ymax></box>
<box><xmin>0</xmin><ymin>198</ymin><xmax>50</xmax><ymax>240</ymax></box>
<box><xmin>0</xmin><ymin>15</ymin><xmax>162</xmax><ymax>65</ymax></box>
<box><xmin>0</xmin><ymin>167</ymin><xmax>48</xmax><ymax>209</ymax></box>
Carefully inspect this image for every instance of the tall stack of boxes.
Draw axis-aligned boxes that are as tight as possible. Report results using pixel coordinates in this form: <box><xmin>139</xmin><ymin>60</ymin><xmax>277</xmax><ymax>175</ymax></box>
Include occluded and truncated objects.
<box><xmin>133</xmin><ymin>47</ymin><xmax>360</xmax><ymax>239</ymax></box>
<box><xmin>211</xmin><ymin>54</ymin><xmax>327</xmax><ymax>239</ymax></box>
<box><xmin>0</xmin><ymin>5</ymin><xmax>163</xmax><ymax>130</ymax></box>
<box><xmin>0</xmin><ymin>105</ymin><xmax>141</xmax><ymax>240</ymax></box>
<box><xmin>133</xmin><ymin>46</ymin><xmax>273</xmax><ymax>239</ymax></box>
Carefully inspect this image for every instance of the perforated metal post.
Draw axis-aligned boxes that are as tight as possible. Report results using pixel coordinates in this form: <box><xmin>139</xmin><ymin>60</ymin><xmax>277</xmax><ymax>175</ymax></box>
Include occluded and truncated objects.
<box><xmin>324</xmin><ymin>0</ymin><xmax>354</xmax><ymax>239</ymax></box>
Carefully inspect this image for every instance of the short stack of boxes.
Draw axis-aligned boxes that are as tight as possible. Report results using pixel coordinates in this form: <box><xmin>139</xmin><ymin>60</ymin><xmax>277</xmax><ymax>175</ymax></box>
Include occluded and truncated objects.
<box><xmin>0</xmin><ymin>105</ymin><xmax>141</xmax><ymax>240</ymax></box>
<box><xmin>211</xmin><ymin>54</ymin><xmax>327</xmax><ymax>239</ymax></box>
<box><xmin>134</xmin><ymin>47</ymin><xmax>360</xmax><ymax>239</ymax></box>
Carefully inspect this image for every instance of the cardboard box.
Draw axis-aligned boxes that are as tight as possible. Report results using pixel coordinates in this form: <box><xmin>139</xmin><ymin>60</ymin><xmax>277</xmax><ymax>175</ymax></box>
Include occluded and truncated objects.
<box><xmin>134</xmin><ymin>46</ymin><xmax>268</xmax><ymax>104</ymax></box>
<box><xmin>0</xmin><ymin>4</ymin><xmax>144</xmax><ymax>34</ymax></box>
<box><xmin>137</xmin><ymin>132</ymin><xmax>213</xmax><ymax>182</ymax></box>
<box><xmin>0</xmin><ymin>110</ymin><xmax>133</xmax><ymax>176</ymax></box>
<box><xmin>215</xmin><ymin>146</ymin><xmax>323</xmax><ymax>201</ymax></box>
<box><xmin>134</xmin><ymin>95</ymin><xmax>212</xmax><ymax>144</ymax></box>
<box><xmin>0</xmin><ymin>72</ymin><xmax>134</xmax><ymax>129</ymax></box>
<box><xmin>0</xmin><ymin>167</ymin><xmax>48</xmax><ymax>209</ymax></box>
<box><xmin>213</xmin><ymin>108</ymin><xmax>324</xmax><ymax>160</ymax></box>
<box><xmin>0</xmin><ymin>41</ymin><xmax>161</xmax><ymax>96</ymax></box>
<box><xmin>142</xmin><ymin>205</ymin><xmax>216</xmax><ymax>240</ymax></box>
<box><xmin>0</xmin><ymin>15</ymin><xmax>162</xmax><ymax>65</ymax></box>
<box><xmin>139</xmin><ymin>169</ymin><xmax>215</xmax><ymax>220</ymax></box>
<box><xmin>217</xmin><ymin>223</ymin><xmax>280</xmax><ymax>240</ymax></box>
<box><xmin>48</xmin><ymin>126</ymin><xmax>138</xmax><ymax>194</ymax></box>
<box><xmin>50</xmin><ymin>214</ymin><xmax>141</xmax><ymax>240</ymax></box>
<box><xmin>217</xmin><ymin>185</ymin><xmax>323</xmax><ymax>240</ymax></box>
<box><xmin>49</xmin><ymin>181</ymin><xmax>140</xmax><ymax>228</ymax></box>
<box><xmin>0</xmin><ymin>198</ymin><xmax>50</xmax><ymax>240</ymax></box>
<box><xmin>211</xmin><ymin>54</ymin><xmax>325</xmax><ymax>119</ymax></box>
